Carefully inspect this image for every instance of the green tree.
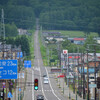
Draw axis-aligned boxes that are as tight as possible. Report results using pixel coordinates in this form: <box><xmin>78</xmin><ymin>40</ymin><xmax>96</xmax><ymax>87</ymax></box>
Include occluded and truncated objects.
<box><xmin>15</xmin><ymin>35</ymin><xmax>30</xmax><ymax>56</ymax></box>
<box><xmin>84</xmin><ymin>35</ymin><xmax>97</xmax><ymax>52</ymax></box>
<box><xmin>5</xmin><ymin>23</ymin><xmax>18</xmax><ymax>37</ymax></box>
<box><xmin>5</xmin><ymin>37</ymin><xmax>15</xmax><ymax>46</ymax></box>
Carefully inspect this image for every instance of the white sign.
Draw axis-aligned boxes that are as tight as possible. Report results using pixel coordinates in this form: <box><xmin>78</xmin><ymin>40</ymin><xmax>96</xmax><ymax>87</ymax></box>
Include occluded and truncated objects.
<box><xmin>63</xmin><ymin>50</ymin><xmax>68</xmax><ymax>55</ymax></box>
<box><xmin>0</xmin><ymin>92</ymin><xmax>3</xmax><ymax>96</ymax></box>
<box><xmin>89</xmin><ymin>84</ymin><xmax>97</xmax><ymax>88</ymax></box>
<box><xmin>66</xmin><ymin>75</ymin><xmax>74</xmax><ymax>78</ymax></box>
<box><xmin>18</xmin><ymin>73</ymin><xmax>24</xmax><ymax>78</ymax></box>
<box><xmin>2</xmin><ymin>82</ymin><xmax>5</xmax><ymax>86</ymax></box>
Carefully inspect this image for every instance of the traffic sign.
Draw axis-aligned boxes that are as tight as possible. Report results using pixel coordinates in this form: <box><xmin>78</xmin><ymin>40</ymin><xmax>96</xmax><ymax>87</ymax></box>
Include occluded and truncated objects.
<box><xmin>19</xmin><ymin>88</ymin><xmax>21</xmax><ymax>91</ymax></box>
<box><xmin>63</xmin><ymin>50</ymin><xmax>68</xmax><ymax>55</ymax></box>
<box><xmin>0</xmin><ymin>60</ymin><xmax>18</xmax><ymax>79</ymax></box>
<box><xmin>24</xmin><ymin>60</ymin><xmax>31</xmax><ymax>68</ymax></box>
<box><xmin>7</xmin><ymin>92</ymin><xmax>13</xmax><ymax>98</ymax></box>
<box><xmin>89</xmin><ymin>84</ymin><xmax>97</xmax><ymax>88</ymax></box>
<box><xmin>79</xmin><ymin>68</ymin><xmax>95</xmax><ymax>73</ymax></box>
<box><xmin>18</xmin><ymin>73</ymin><xmax>24</xmax><ymax>78</ymax></box>
<box><xmin>2</xmin><ymin>82</ymin><xmax>5</xmax><ymax>88</ymax></box>
<box><xmin>66</xmin><ymin>75</ymin><xmax>74</xmax><ymax>78</ymax></box>
<box><xmin>2</xmin><ymin>82</ymin><xmax>5</xmax><ymax>86</ymax></box>
<box><xmin>17</xmin><ymin>52</ymin><xmax>23</xmax><ymax>58</ymax></box>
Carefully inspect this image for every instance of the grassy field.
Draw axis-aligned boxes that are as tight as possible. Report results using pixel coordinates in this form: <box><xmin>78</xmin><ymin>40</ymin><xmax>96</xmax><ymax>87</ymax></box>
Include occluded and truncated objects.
<box><xmin>44</xmin><ymin>30</ymin><xmax>98</xmax><ymax>37</ymax></box>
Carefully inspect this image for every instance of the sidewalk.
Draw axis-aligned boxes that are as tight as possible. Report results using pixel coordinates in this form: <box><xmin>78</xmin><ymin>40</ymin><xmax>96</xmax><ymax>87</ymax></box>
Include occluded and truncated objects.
<box><xmin>54</xmin><ymin>73</ymin><xmax>85</xmax><ymax>100</ymax></box>
<box><xmin>11</xmin><ymin>70</ymin><xmax>26</xmax><ymax>100</ymax></box>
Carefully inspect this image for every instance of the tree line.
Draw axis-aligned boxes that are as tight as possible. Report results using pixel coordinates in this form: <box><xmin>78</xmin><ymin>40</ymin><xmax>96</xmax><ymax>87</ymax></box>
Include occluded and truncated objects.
<box><xmin>0</xmin><ymin>0</ymin><xmax>100</xmax><ymax>34</ymax></box>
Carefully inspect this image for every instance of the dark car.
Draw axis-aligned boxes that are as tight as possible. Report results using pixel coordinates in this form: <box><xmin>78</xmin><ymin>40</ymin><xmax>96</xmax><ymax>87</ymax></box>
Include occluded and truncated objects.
<box><xmin>43</xmin><ymin>73</ymin><xmax>47</xmax><ymax>77</ymax></box>
<box><xmin>36</xmin><ymin>95</ymin><xmax>44</xmax><ymax>100</ymax></box>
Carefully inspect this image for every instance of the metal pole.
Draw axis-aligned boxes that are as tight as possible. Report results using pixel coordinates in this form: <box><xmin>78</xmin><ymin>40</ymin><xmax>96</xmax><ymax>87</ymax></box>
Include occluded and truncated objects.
<box><xmin>15</xmin><ymin>48</ymin><xmax>17</xmax><ymax>100</ymax></box>
<box><xmin>3</xmin><ymin>88</ymin><xmax>4</xmax><ymax>100</ymax></box>
<box><xmin>63</xmin><ymin>77</ymin><xmax>64</xmax><ymax>94</ymax></box>
<box><xmin>6</xmin><ymin>80</ymin><xmax>8</xmax><ymax>100</ymax></box>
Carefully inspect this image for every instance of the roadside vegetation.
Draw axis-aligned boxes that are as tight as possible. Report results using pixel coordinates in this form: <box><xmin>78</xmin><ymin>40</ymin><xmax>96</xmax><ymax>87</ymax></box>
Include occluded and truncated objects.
<box><xmin>28</xmin><ymin>30</ymin><xmax>35</xmax><ymax>63</ymax></box>
<box><xmin>3</xmin><ymin>30</ymin><xmax>34</xmax><ymax>60</ymax></box>
<box><xmin>39</xmin><ymin>31</ymin><xmax>48</xmax><ymax>66</ymax></box>
<box><xmin>45</xmin><ymin>30</ymin><xmax>98</xmax><ymax>37</ymax></box>
<box><xmin>0</xmin><ymin>0</ymin><xmax>100</xmax><ymax>35</ymax></box>
<box><xmin>39</xmin><ymin>29</ymin><xmax>100</xmax><ymax>66</ymax></box>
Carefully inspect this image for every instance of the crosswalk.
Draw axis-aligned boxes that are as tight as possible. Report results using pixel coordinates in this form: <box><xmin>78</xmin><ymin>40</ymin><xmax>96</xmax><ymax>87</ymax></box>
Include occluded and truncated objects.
<box><xmin>36</xmin><ymin>90</ymin><xmax>58</xmax><ymax>92</ymax></box>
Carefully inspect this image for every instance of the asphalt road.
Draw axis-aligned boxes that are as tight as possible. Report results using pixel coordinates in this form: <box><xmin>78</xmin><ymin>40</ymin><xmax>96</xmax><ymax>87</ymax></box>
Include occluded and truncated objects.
<box><xmin>23</xmin><ymin>30</ymin><xmax>68</xmax><ymax>100</ymax></box>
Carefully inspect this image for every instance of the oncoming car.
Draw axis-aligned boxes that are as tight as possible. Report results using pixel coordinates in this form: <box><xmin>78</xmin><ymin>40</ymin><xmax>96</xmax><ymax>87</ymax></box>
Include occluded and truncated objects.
<box><xmin>36</xmin><ymin>95</ymin><xmax>44</xmax><ymax>100</ymax></box>
<box><xmin>43</xmin><ymin>77</ymin><xmax>49</xmax><ymax>84</ymax></box>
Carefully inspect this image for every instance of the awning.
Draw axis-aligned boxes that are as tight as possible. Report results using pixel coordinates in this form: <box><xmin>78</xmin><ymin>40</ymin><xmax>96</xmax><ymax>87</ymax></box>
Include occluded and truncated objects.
<box><xmin>57</xmin><ymin>74</ymin><xmax>65</xmax><ymax>78</ymax></box>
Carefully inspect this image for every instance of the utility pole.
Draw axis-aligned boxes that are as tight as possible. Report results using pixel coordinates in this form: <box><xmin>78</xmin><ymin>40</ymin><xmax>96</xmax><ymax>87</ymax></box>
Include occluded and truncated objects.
<box><xmin>83</xmin><ymin>52</ymin><xmax>86</xmax><ymax>99</ymax></box>
<box><xmin>80</xmin><ymin>52</ymin><xmax>82</xmax><ymax>97</ymax></box>
<box><xmin>73</xmin><ymin>49</ymin><xmax>75</xmax><ymax>94</ymax></box>
<box><xmin>1</xmin><ymin>10</ymin><xmax>6</xmax><ymax>100</ymax></box>
<box><xmin>86</xmin><ymin>46</ymin><xmax>89</xmax><ymax>100</ymax></box>
<box><xmin>47</xmin><ymin>47</ymin><xmax>49</xmax><ymax>66</ymax></box>
<box><xmin>77</xmin><ymin>53</ymin><xmax>79</xmax><ymax>95</ymax></box>
<box><xmin>0</xmin><ymin>9</ymin><xmax>5</xmax><ymax>39</ymax></box>
<box><xmin>14</xmin><ymin>46</ymin><xmax>17</xmax><ymax>100</ymax></box>
<box><xmin>57</xmin><ymin>41</ymin><xmax>61</xmax><ymax>67</ymax></box>
<box><xmin>94</xmin><ymin>45</ymin><xmax>97</xmax><ymax>100</ymax></box>
<box><xmin>87</xmin><ymin>44</ymin><xmax>98</xmax><ymax>99</ymax></box>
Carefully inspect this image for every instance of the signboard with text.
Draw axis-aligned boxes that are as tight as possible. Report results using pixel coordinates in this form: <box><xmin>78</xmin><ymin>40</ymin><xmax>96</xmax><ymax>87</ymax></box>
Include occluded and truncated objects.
<box><xmin>24</xmin><ymin>60</ymin><xmax>31</xmax><ymax>68</ymax></box>
<box><xmin>79</xmin><ymin>68</ymin><xmax>95</xmax><ymax>73</ymax></box>
<box><xmin>17</xmin><ymin>52</ymin><xmax>23</xmax><ymax>58</ymax></box>
<box><xmin>0</xmin><ymin>60</ymin><xmax>18</xmax><ymax>79</ymax></box>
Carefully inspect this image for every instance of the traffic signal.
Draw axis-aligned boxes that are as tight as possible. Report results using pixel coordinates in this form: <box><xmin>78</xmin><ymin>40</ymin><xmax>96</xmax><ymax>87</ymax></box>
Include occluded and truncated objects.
<box><xmin>34</xmin><ymin>79</ymin><xmax>38</xmax><ymax>90</ymax></box>
<box><xmin>97</xmin><ymin>77</ymin><xmax>100</xmax><ymax>89</ymax></box>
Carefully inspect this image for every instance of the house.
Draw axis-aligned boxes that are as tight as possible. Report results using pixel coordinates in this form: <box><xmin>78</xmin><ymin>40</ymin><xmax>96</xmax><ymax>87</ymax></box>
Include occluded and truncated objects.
<box><xmin>42</xmin><ymin>31</ymin><xmax>61</xmax><ymax>37</ymax></box>
<box><xmin>18</xmin><ymin>29</ymin><xmax>27</xmax><ymax>35</ymax></box>
<box><xmin>67</xmin><ymin>38</ymin><xmax>86</xmax><ymax>45</ymax></box>
<box><xmin>73</xmin><ymin>38</ymin><xmax>85</xmax><ymax>45</ymax></box>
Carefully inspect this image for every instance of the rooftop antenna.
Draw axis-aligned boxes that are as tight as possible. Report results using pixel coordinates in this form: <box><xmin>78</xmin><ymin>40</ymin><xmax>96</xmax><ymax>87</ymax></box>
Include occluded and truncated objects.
<box><xmin>0</xmin><ymin>8</ymin><xmax>5</xmax><ymax>39</ymax></box>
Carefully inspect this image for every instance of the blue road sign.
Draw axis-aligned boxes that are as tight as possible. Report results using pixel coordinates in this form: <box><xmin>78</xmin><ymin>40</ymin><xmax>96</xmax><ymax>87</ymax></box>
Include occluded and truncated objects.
<box><xmin>24</xmin><ymin>60</ymin><xmax>31</xmax><ymax>68</ymax></box>
<box><xmin>89</xmin><ymin>84</ymin><xmax>97</xmax><ymax>88</ymax></box>
<box><xmin>79</xmin><ymin>68</ymin><xmax>95</xmax><ymax>74</ymax></box>
<box><xmin>19</xmin><ymin>88</ymin><xmax>21</xmax><ymax>91</ymax></box>
<box><xmin>0</xmin><ymin>60</ymin><xmax>18</xmax><ymax>79</ymax></box>
<box><xmin>8</xmin><ymin>92</ymin><xmax>13</xmax><ymax>98</ymax></box>
<box><xmin>17</xmin><ymin>52</ymin><xmax>23</xmax><ymax>58</ymax></box>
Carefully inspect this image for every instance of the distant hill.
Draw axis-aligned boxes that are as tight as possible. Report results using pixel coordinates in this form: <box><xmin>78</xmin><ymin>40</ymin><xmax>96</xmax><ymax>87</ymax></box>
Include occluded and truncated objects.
<box><xmin>0</xmin><ymin>0</ymin><xmax>100</xmax><ymax>35</ymax></box>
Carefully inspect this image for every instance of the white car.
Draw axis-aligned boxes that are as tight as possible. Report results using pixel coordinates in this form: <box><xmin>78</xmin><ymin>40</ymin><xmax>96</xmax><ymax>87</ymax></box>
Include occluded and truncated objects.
<box><xmin>44</xmin><ymin>77</ymin><xmax>49</xmax><ymax>84</ymax></box>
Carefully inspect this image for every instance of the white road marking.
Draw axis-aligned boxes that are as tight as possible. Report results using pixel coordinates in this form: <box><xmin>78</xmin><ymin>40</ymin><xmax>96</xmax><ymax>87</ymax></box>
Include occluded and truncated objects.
<box><xmin>32</xmin><ymin>68</ymin><xmax>34</xmax><ymax>100</ymax></box>
<box><xmin>34</xmin><ymin>67</ymin><xmax>40</xmax><ymax>71</ymax></box>
<box><xmin>38</xmin><ymin>59</ymin><xmax>48</xmax><ymax>100</ymax></box>
<box><xmin>45</xmin><ymin>67</ymin><xmax>61</xmax><ymax>100</ymax></box>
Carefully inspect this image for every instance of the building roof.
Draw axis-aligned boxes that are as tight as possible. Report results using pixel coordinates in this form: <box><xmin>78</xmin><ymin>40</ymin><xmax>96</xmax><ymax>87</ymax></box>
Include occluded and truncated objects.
<box><xmin>74</xmin><ymin>38</ymin><xmax>84</xmax><ymax>41</ymax></box>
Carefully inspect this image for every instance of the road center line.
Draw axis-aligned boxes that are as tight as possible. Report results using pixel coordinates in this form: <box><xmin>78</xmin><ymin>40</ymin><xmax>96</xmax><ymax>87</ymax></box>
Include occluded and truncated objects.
<box><xmin>45</xmin><ymin>67</ymin><xmax>61</xmax><ymax>100</ymax></box>
<box><xmin>38</xmin><ymin>59</ymin><xmax>48</xmax><ymax>100</ymax></box>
